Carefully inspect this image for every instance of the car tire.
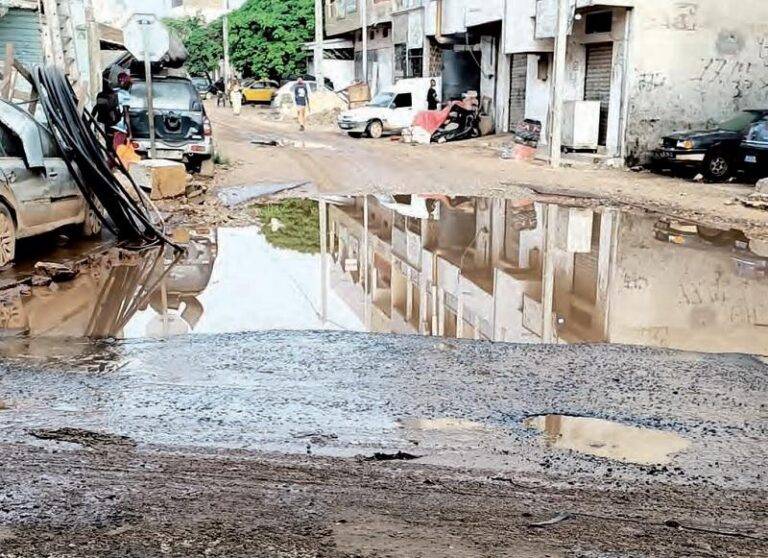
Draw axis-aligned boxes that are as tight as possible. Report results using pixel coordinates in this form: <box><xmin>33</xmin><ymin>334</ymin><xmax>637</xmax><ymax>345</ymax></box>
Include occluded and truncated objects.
<box><xmin>366</xmin><ymin>120</ymin><xmax>384</xmax><ymax>139</ymax></box>
<box><xmin>81</xmin><ymin>200</ymin><xmax>103</xmax><ymax>238</ymax></box>
<box><xmin>703</xmin><ymin>151</ymin><xmax>732</xmax><ymax>182</ymax></box>
<box><xmin>348</xmin><ymin>132</ymin><xmax>363</xmax><ymax>139</ymax></box>
<box><xmin>0</xmin><ymin>204</ymin><xmax>15</xmax><ymax>268</ymax></box>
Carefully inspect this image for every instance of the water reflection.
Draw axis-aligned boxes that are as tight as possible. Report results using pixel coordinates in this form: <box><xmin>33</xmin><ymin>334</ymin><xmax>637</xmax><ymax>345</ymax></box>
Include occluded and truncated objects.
<box><xmin>0</xmin><ymin>194</ymin><xmax>766</xmax><ymax>356</ymax></box>
<box><xmin>324</xmin><ymin>195</ymin><xmax>768</xmax><ymax>355</ymax></box>
<box><xmin>524</xmin><ymin>414</ymin><xmax>690</xmax><ymax>465</ymax></box>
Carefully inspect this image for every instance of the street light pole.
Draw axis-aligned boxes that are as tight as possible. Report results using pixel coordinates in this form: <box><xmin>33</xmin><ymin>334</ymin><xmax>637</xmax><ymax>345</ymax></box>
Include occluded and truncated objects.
<box><xmin>361</xmin><ymin>0</ymin><xmax>368</xmax><ymax>85</ymax></box>
<box><xmin>549</xmin><ymin>0</ymin><xmax>570</xmax><ymax>168</ymax></box>
<box><xmin>222</xmin><ymin>0</ymin><xmax>231</xmax><ymax>87</ymax></box>
<box><xmin>314</xmin><ymin>0</ymin><xmax>324</xmax><ymax>87</ymax></box>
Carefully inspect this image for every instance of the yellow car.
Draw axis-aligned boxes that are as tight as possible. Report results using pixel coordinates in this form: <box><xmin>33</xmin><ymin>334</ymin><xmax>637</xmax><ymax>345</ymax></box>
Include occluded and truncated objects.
<box><xmin>242</xmin><ymin>79</ymin><xmax>279</xmax><ymax>104</ymax></box>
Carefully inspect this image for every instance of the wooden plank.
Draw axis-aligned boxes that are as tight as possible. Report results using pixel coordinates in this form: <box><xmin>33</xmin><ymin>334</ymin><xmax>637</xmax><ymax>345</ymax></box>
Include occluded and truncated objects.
<box><xmin>0</xmin><ymin>43</ymin><xmax>14</xmax><ymax>100</ymax></box>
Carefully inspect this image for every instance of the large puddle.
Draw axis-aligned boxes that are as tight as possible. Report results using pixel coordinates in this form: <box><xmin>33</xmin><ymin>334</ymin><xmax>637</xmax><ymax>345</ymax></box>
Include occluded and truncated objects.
<box><xmin>0</xmin><ymin>195</ymin><xmax>766</xmax><ymax>355</ymax></box>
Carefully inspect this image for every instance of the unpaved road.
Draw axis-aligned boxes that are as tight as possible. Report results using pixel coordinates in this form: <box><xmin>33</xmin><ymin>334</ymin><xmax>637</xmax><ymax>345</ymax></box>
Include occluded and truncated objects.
<box><xmin>0</xmin><ymin>332</ymin><xmax>765</xmax><ymax>556</ymax></box>
<box><xmin>208</xmin><ymin>104</ymin><xmax>768</xmax><ymax>238</ymax></box>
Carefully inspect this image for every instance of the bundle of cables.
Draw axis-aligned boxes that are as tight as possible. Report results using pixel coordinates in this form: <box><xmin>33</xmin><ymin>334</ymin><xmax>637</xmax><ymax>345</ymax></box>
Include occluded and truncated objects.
<box><xmin>33</xmin><ymin>66</ymin><xmax>179</xmax><ymax>250</ymax></box>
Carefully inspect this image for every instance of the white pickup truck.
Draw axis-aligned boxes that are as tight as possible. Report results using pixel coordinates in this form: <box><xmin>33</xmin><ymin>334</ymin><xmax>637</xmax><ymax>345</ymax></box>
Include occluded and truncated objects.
<box><xmin>337</xmin><ymin>78</ymin><xmax>441</xmax><ymax>139</ymax></box>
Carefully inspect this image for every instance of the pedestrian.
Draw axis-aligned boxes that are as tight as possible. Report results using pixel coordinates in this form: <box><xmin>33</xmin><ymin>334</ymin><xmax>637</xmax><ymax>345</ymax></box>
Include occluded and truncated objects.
<box><xmin>230</xmin><ymin>79</ymin><xmax>243</xmax><ymax>116</ymax></box>
<box><xmin>214</xmin><ymin>77</ymin><xmax>226</xmax><ymax>107</ymax></box>
<box><xmin>294</xmin><ymin>77</ymin><xmax>310</xmax><ymax>132</ymax></box>
<box><xmin>427</xmin><ymin>79</ymin><xmax>439</xmax><ymax>111</ymax></box>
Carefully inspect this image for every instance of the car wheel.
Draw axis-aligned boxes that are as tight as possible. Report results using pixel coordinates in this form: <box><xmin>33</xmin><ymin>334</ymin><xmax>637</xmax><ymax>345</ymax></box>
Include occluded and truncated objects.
<box><xmin>0</xmin><ymin>205</ymin><xmax>15</xmax><ymax>267</ymax></box>
<box><xmin>81</xmin><ymin>200</ymin><xmax>103</xmax><ymax>238</ymax></box>
<box><xmin>366</xmin><ymin>120</ymin><xmax>383</xmax><ymax>139</ymax></box>
<box><xmin>703</xmin><ymin>152</ymin><xmax>731</xmax><ymax>182</ymax></box>
<box><xmin>348</xmin><ymin>132</ymin><xmax>363</xmax><ymax>139</ymax></box>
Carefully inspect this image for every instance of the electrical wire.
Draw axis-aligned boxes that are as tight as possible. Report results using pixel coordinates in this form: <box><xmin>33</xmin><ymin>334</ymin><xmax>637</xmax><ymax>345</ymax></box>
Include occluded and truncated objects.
<box><xmin>32</xmin><ymin>66</ymin><xmax>181</xmax><ymax>251</ymax></box>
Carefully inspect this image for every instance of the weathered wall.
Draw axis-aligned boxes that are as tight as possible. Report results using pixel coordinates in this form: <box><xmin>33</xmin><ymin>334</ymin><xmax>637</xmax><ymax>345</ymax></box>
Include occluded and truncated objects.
<box><xmin>505</xmin><ymin>0</ymin><xmax>553</xmax><ymax>54</ymax></box>
<box><xmin>326</xmin><ymin>0</ymin><xmax>393</xmax><ymax>38</ymax></box>
<box><xmin>626</xmin><ymin>0</ymin><xmax>768</xmax><ymax>162</ymax></box>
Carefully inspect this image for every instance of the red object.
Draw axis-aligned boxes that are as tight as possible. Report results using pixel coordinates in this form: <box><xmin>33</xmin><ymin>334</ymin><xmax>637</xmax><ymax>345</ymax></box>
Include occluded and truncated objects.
<box><xmin>413</xmin><ymin>103</ymin><xmax>456</xmax><ymax>135</ymax></box>
<box><xmin>112</xmin><ymin>131</ymin><xmax>128</xmax><ymax>152</ymax></box>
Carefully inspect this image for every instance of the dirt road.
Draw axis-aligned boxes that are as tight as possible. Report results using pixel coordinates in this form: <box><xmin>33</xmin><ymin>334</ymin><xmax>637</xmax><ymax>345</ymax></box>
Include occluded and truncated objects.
<box><xmin>0</xmin><ymin>333</ymin><xmax>765</xmax><ymax>556</ymax></box>
<box><xmin>207</xmin><ymin>104</ymin><xmax>768</xmax><ymax>238</ymax></box>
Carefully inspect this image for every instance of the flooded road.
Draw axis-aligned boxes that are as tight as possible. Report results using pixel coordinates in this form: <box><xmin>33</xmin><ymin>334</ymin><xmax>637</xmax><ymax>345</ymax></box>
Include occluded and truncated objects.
<box><xmin>0</xmin><ymin>195</ymin><xmax>766</xmax><ymax>557</ymax></box>
<box><xmin>0</xmin><ymin>195</ymin><xmax>765</xmax><ymax>355</ymax></box>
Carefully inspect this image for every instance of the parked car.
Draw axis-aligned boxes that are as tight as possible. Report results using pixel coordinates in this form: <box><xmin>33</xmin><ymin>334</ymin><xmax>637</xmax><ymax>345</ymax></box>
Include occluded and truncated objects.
<box><xmin>128</xmin><ymin>74</ymin><xmax>213</xmax><ymax>172</ymax></box>
<box><xmin>650</xmin><ymin>109</ymin><xmax>768</xmax><ymax>181</ymax></box>
<box><xmin>338</xmin><ymin>78</ymin><xmax>440</xmax><ymax>139</ymax></box>
<box><xmin>740</xmin><ymin>119</ymin><xmax>768</xmax><ymax>179</ymax></box>
<box><xmin>190</xmin><ymin>75</ymin><xmax>212</xmax><ymax>100</ymax></box>
<box><xmin>0</xmin><ymin>100</ymin><xmax>102</xmax><ymax>267</ymax></box>
<box><xmin>242</xmin><ymin>79</ymin><xmax>279</xmax><ymax>104</ymax></box>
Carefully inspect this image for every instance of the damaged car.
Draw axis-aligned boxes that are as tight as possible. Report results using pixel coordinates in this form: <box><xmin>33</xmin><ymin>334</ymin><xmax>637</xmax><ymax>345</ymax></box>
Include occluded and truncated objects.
<box><xmin>0</xmin><ymin>100</ymin><xmax>102</xmax><ymax>267</ymax></box>
<box><xmin>651</xmin><ymin>109</ymin><xmax>768</xmax><ymax>181</ymax></box>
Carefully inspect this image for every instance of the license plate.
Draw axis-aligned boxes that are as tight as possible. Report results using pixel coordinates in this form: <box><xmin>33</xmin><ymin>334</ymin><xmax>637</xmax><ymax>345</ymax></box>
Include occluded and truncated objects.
<box><xmin>656</xmin><ymin>150</ymin><xmax>674</xmax><ymax>159</ymax></box>
<box><xmin>745</xmin><ymin>155</ymin><xmax>757</xmax><ymax>163</ymax></box>
<box><xmin>339</xmin><ymin>123</ymin><xmax>353</xmax><ymax>130</ymax></box>
<box><xmin>153</xmin><ymin>149</ymin><xmax>184</xmax><ymax>160</ymax></box>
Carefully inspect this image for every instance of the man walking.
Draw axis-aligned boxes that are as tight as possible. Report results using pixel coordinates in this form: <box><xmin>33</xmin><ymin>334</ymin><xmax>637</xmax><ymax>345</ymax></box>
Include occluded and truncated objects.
<box><xmin>294</xmin><ymin>77</ymin><xmax>310</xmax><ymax>131</ymax></box>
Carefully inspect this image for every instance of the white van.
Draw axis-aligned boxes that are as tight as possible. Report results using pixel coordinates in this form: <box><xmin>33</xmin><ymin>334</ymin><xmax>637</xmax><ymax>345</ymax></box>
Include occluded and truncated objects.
<box><xmin>337</xmin><ymin>78</ymin><xmax>441</xmax><ymax>139</ymax></box>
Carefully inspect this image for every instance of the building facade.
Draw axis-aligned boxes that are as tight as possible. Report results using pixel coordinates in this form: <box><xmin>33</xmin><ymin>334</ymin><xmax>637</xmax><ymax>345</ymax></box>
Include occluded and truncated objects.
<box><xmin>320</xmin><ymin>0</ymin><xmax>768</xmax><ymax>163</ymax></box>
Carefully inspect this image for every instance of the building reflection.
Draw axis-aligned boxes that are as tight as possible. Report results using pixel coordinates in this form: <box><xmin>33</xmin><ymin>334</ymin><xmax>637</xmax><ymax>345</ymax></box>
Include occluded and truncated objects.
<box><xmin>0</xmin><ymin>228</ymin><xmax>218</xmax><ymax>341</ymax></box>
<box><xmin>323</xmin><ymin>195</ymin><xmax>768</xmax><ymax>355</ymax></box>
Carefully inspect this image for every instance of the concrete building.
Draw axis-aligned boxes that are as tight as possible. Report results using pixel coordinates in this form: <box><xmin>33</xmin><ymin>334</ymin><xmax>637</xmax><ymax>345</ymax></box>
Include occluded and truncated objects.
<box><xmin>169</xmin><ymin>0</ymin><xmax>247</xmax><ymax>23</ymax></box>
<box><xmin>320</xmin><ymin>0</ymin><xmax>768</xmax><ymax>163</ymax></box>
<box><xmin>324</xmin><ymin>195</ymin><xmax>768</xmax><ymax>355</ymax></box>
<box><xmin>324</xmin><ymin>0</ymin><xmax>395</xmax><ymax>94</ymax></box>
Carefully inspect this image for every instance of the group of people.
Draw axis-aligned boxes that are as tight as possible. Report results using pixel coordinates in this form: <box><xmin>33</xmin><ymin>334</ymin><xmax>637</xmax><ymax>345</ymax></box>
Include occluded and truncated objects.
<box><xmin>210</xmin><ymin>77</ymin><xmax>244</xmax><ymax>116</ymax></box>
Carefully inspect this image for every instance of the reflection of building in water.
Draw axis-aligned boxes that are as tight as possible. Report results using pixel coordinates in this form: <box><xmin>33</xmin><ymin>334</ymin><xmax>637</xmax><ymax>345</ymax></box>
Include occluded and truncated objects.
<box><xmin>325</xmin><ymin>196</ymin><xmax>768</xmax><ymax>355</ymax></box>
<box><xmin>0</xmin><ymin>228</ymin><xmax>218</xmax><ymax>340</ymax></box>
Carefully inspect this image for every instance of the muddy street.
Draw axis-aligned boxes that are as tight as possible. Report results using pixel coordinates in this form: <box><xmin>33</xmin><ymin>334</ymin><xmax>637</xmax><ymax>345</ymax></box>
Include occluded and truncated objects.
<box><xmin>0</xmin><ymin>191</ymin><xmax>766</xmax><ymax>556</ymax></box>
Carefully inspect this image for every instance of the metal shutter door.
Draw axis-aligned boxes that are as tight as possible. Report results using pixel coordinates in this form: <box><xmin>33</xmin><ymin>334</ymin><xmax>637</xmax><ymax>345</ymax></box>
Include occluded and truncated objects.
<box><xmin>0</xmin><ymin>9</ymin><xmax>43</xmax><ymax>69</ymax></box>
<box><xmin>584</xmin><ymin>43</ymin><xmax>613</xmax><ymax>146</ymax></box>
<box><xmin>508</xmin><ymin>54</ymin><xmax>527</xmax><ymax>128</ymax></box>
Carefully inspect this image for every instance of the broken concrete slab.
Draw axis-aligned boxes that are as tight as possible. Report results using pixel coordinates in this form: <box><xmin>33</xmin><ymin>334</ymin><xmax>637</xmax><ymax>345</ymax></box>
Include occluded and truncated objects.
<box><xmin>755</xmin><ymin>178</ymin><xmax>768</xmax><ymax>194</ymax></box>
<box><xmin>216</xmin><ymin>181</ymin><xmax>310</xmax><ymax>208</ymax></box>
<box><xmin>129</xmin><ymin>159</ymin><xmax>187</xmax><ymax>201</ymax></box>
<box><xmin>33</xmin><ymin>262</ymin><xmax>77</xmax><ymax>282</ymax></box>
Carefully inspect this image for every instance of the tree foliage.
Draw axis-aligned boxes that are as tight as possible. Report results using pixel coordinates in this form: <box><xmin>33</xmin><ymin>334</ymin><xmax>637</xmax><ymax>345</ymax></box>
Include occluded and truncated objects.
<box><xmin>256</xmin><ymin>200</ymin><xmax>320</xmax><ymax>254</ymax></box>
<box><xmin>165</xmin><ymin>16</ymin><xmax>223</xmax><ymax>77</ymax></box>
<box><xmin>165</xmin><ymin>0</ymin><xmax>314</xmax><ymax>80</ymax></box>
<box><xmin>229</xmin><ymin>0</ymin><xmax>315</xmax><ymax>79</ymax></box>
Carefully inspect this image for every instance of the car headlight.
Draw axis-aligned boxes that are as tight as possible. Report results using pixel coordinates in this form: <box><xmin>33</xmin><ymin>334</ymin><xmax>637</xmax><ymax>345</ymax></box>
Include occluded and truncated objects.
<box><xmin>677</xmin><ymin>140</ymin><xmax>695</xmax><ymax>150</ymax></box>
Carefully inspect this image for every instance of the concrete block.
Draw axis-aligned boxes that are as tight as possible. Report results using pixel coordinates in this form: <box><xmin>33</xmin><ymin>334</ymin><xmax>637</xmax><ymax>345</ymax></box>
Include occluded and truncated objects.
<box><xmin>129</xmin><ymin>159</ymin><xmax>187</xmax><ymax>200</ymax></box>
<box><xmin>756</xmin><ymin>178</ymin><xmax>768</xmax><ymax>194</ymax></box>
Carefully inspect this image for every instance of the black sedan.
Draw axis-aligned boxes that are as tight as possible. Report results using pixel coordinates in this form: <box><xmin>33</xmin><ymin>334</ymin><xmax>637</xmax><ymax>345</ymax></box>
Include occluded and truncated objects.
<box><xmin>740</xmin><ymin>120</ymin><xmax>768</xmax><ymax>179</ymax></box>
<box><xmin>651</xmin><ymin>109</ymin><xmax>768</xmax><ymax>181</ymax></box>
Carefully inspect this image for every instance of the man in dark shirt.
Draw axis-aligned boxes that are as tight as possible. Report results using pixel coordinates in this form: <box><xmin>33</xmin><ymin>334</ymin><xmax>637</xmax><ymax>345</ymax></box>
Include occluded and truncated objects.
<box><xmin>294</xmin><ymin>77</ymin><xmax>310</xmax><ymax>131</ymax></box>
<box><xmin>427</xmin><ymin>79</ymin><xmax>439</xmax><ymax>111</ymax></box>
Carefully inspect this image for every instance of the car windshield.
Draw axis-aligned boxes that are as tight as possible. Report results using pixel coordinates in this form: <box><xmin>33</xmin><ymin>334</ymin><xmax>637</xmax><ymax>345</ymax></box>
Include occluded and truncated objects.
<box><xmin>718</xmin><ymin>111</ymin><xmax>762</xmax><ymax>132</ymax></box>
<box><xmin>191</xmin><ymin>77</ymin><xmax>209</xmax><ymax>88</ymax></box>
<box><xmin>369</xmin><ymin>92</ymin><xmax>394</xmax><ymax>108</ymax></box>
<box><xmin>129</xmin><ymin>81</ymin><xmax>199</xmax><ymax>111</ymax></box>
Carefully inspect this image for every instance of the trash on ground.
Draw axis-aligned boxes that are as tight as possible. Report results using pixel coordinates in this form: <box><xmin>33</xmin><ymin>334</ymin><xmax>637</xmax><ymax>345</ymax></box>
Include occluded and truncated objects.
<box><xmin>216</xmin><ymin>182</ymin><xmax>309</xmax><ymax>207</ymax></box>
<box><xmin>29</xmin><ymin>428</ymin><xmax>136</xmax><ymax>449</ymax></box>
<box><xmin>364</xmin><ymin>451</ymin><xmax>421</xmax><ymax>462</ymax></box>
<box><xmin>527</xmin><ymin>512</ymin><xmax>573</xmax><ymax>528</ymax></box>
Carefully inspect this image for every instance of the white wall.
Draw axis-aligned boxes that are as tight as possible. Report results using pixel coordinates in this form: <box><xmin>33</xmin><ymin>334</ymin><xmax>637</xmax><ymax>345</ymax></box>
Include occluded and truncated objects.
<box><xmin>505</xmin><ymin>0</ymin><xmax>553</xmax><ymax>54</ymax></box>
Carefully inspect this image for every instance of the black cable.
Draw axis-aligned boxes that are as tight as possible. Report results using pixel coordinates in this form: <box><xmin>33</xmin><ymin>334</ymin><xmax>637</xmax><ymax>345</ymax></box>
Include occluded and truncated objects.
<box><xmin>32</xmin><ymin>66</ymin><xmax>181</xmax><ymax>251</ymax></box>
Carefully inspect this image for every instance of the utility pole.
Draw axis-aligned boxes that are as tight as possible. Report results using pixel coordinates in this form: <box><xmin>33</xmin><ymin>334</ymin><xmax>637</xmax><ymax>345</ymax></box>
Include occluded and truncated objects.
<box><xmin>140</xmin><ymin>17</ymin><xmax>157</xmax><ymax>159</ymax></box>
<box><xmin>222</xmin><ymin>0</ymin><xmax>231</xmax><ymax>87</ymax></box>
<box><xmin>361</xmin><ymin>0</ymin><xmax>368</xmax><ymax>85</ymax></box>
<box><xmin>314</xmin><ymin>0</ymin><xmax>324</xmax><ymax>86</ymax></box>
<box><xmin>549</xmin><ymin>0</ymin><xmax>570</xmax><ymax>168</ymax></box>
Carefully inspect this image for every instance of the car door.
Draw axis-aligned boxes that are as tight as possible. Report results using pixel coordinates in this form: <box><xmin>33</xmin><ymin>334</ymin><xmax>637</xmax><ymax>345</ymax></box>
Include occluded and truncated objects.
<box><xmin>388</xmin><ymin>93</ymin><xmax>415</xmax><ymax>130</ymax></box>
<box><xmin>0</xmin><ymin>120</ymin><xmax>51</xmax><ymax>232</ymax></box>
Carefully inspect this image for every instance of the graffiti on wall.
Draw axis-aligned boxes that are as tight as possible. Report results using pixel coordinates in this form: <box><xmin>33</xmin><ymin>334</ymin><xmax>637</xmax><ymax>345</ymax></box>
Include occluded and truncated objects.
<box><xmin>691</xmin><ymin>58</ymin><xmax>768</xmax><ymax>99</ymax></box>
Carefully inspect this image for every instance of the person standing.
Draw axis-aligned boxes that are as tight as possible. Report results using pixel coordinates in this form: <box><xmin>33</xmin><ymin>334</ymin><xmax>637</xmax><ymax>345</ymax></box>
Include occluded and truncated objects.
<box><xmin>294</xmin><ymin>77</ymin><xmax>310</xmax><ymax>131</ymax></box>
<box><xmin>427</xmin><ymin>79</ymin><xmax>439</xmax><ymax>111</ymax></box>
<box><xmin>230</xmin><ymin>79</ymin><xmax>243</xmax><ymax>116</ymax></box>
<box><xmin>112</xmin><ymin>72</ymin><xmax>132</xmax><ymax>152</ymax></box>
<box><xmin>214</xmin><ymin>77</ymin><xmax>226</xmax><ymax>107</ymax></box>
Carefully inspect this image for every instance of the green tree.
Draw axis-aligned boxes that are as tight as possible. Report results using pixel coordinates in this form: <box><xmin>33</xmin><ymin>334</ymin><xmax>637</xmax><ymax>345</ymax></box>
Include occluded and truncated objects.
<box><xmin>228</xmin><ymin>0</ymin><xmax>314</xmax><ymax>79</ymax></box>
<box><xmin>164</xmin><ymin>16</ymin><xmax>223</xmax><ymax>77</ymax></box>
<box><xmin>256</xmin><ymin>200</ymin><xmax>320</xmax><ymax>254</ymax></box>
